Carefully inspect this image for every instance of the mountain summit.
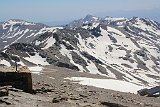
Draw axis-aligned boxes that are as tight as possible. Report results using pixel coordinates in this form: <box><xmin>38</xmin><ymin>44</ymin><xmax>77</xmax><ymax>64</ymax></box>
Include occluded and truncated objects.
<box><xmin>68</xmin><ymin>14</ymin><xmax>101</xmax><ymax>27</ymax></box>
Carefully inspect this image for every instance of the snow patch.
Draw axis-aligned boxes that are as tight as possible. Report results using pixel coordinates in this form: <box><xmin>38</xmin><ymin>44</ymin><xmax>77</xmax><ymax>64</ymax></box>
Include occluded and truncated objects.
<box><xmin>49</xmin><ymin>77</ymin><xmax>55</xmax><ymax>79</ymax></box>
<box><xmin>107</xmin><ymin>26</ymin><xmax>125</xmax><ymax>36</ymax></box>
<box><xmin>24</xmin><ymin>53</ymin><xmax>49</xmax><ymax>65</ymax></box>
<box><xmin>0</xmin><ymin>59</ymin><xmax>11</xmax><ymax>66</ymax></box>
<box><xmin>42</xmin><ymin>36</ymin><xmax>56</xmax><ymax>49</ymax></box>
<box><xmin>66</xmin><ymin>77</ymin><xmax>148</xmax><ymax>94</ymax></box>
<box><xmin>35</xmin><ymin>40</ymin><xmax>42</xmax><ymax>45</ymax></box>
<box><xmin>86</xmin><ymin>61</ymin><xmax>100</xmax><ymax>74</ymax></box>
<box><xmin>29</xmin><ymin>66</ymin><xmax>43</xmax><ymax>74</ymax></box>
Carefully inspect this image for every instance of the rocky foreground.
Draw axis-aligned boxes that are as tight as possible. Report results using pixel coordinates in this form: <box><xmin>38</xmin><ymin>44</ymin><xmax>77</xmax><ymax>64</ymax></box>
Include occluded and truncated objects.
<box><xmin>0</xmin><ymin>66</ymin><xmax>160</xmax><ymax>107</ymax></box>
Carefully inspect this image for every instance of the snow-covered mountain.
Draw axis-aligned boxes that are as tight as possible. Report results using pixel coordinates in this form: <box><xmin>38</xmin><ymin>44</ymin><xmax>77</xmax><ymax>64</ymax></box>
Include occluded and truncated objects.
<box><xmin>0</xmin><ymin>15</ymin><xmax>160</xmax><ymax>87</ymax></box>
<box><xmin>68</xmin><ymin>14</ymin><xmax>101</xmax><ymax>27</ymax></box>
<box><xmin>0</xmin><ymin>19</ymin><xmax>59</xmax><ymax>49</ymax></box>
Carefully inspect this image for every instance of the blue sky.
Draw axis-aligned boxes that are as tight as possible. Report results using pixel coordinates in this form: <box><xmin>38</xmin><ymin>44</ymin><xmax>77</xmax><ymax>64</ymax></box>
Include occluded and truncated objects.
<box><xmin>0</xmin><ymin>0</ymin><xmax>160</xmax><ymax>25</ymax></box>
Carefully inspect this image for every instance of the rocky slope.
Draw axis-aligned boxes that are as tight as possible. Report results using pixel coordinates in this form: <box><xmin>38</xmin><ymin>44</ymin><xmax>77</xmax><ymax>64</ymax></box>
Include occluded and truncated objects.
<box><xmin>1</xmin><ymin>67</ymin><xmax>160</xmax><ymax>107</ymax></box>
<box><xmin>0</xmin><ymin>15</ymin><xmax>160</xmax><ymax>87</ymax></box>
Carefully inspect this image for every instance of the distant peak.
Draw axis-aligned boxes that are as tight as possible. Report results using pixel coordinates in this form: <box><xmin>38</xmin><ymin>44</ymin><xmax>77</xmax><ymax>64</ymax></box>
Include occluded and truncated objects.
<box><xmin>131</xmin><ymin>17</ymin><xmax>149</xmax><ymax>20</ymax></box>
<box><xmin>6</xmin><ymin>19</ymin><xmax>29</xmax><ymax>24</ymax></box>
<box><xmin>4</xmin><ymin>19</ymin><xmax>37</xmax><ymax>26</ymax></box>
<box><xmin>105</xmin><ymin>16</ymin><xmax>112</xmax><ymax>18</ymax></box>
<box><xmin>84</xmin><ymin>14</ymin><xmax>99</xmax><ymax>20</ymax></box>
<box><xmin>85</xmin><ymin>14</ymin><xmax>94</xmax><ymax>18</ymax></box>
<box><xmin>8</xmin><ymin>19</ymin><xmax>25</xmax><ymax>22</ymax></box>
<box><xmin>130</xmin><ymin>17</ymin><xmax>151</xmax><ymax>23</ymax></box>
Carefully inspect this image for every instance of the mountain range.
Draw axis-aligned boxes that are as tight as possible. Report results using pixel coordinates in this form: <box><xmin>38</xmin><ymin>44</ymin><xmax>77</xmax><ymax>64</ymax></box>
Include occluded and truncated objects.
<box><xmin>0</xmin><ymin>15</ymin><xmax>160</xmax><ymax>87</ymax></box>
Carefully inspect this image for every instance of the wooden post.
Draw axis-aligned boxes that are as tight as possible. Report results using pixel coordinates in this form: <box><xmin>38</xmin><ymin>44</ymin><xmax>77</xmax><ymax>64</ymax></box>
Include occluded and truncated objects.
<box><xmin>15</xmin><ymin>61</ymin><xmax>18</xmax><ymax>72</ymax></box>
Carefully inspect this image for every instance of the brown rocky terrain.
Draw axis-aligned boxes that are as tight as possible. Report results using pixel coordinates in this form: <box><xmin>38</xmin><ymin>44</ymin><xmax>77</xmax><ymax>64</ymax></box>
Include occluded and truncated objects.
<box><xmin>0</xmin><ymin>66</ymin><xmax>29</xmax><ymax>72</ymax></box>
<box><xmin>0</xmin><ymin>66</ymin><xmax>160</xmax><ymax>107</ymax></box>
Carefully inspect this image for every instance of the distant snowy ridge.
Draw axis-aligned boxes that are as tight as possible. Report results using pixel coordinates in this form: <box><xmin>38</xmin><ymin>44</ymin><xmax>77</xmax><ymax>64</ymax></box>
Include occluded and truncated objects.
<box><xmin>0</xmin><ymin>19</ymin><xmax>62</xmax><ymax>49</ymax></box>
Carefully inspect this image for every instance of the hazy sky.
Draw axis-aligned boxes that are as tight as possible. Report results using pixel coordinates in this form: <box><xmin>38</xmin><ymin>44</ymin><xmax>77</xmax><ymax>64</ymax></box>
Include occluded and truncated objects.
<box><xmin>0</xmin><ymin>0</ymin><xmax>160</xmax><ymax>25</ymax></box>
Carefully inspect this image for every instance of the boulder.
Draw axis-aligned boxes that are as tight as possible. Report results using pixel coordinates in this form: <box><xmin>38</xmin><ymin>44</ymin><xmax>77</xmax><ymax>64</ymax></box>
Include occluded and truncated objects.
<box><xmin>138</xmin><ymin>86</ymin><xmax>160</xmax><ymax>97</ymax></box>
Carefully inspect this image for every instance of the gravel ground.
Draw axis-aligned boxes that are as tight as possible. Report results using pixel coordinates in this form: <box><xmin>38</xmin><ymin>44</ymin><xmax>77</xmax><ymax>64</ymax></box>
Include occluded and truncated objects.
<box><xmin>0</xmin><ymin>66</ymin><xmax>160</xmax><ymax>107</ymax></box>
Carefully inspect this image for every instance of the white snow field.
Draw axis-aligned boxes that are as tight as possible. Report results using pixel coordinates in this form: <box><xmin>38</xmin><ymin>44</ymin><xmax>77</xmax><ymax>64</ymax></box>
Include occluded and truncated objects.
<box><xmin>66</xmin><ymin>77</ymin><xmax>149</xmax><ymax>94</ymax></box>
